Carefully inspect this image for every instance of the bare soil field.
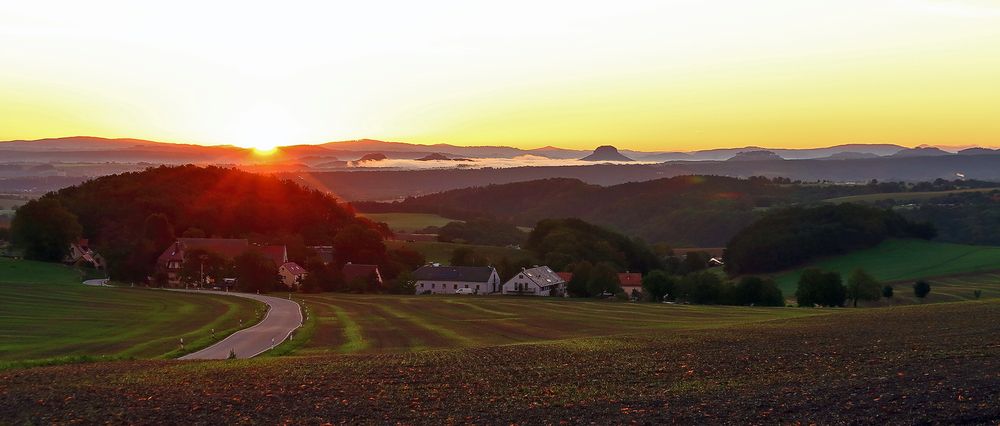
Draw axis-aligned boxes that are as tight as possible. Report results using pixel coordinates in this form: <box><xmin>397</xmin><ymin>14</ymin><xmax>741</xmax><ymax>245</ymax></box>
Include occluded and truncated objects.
<box><xmin>1</xmin><ymin>300</ymin><xmax>996</xmax><ymax>424</ymax></box>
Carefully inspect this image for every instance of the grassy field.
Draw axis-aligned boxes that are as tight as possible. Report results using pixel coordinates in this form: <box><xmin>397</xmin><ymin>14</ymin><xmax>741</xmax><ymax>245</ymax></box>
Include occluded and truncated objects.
<box><xmin>824</xmin><ymin>187</ymin><xmax>1000</xmax><ymax>204</ymax></box>
<box><xmin>385</xmin><ymin>240</ymin><xmax>529</xmax><ymax>263</ymax></box>
<box><xmin>774</xmin><ymin>239</ymin><xmax>1000</xmax><ymax>296</ymax></box>
<box><xmin>0</xmin><ymin>258</ymin><xmax>264</xmax><ymax>366</ymax></box>
<box><xmin>297</xmin><ymin>293</ymin><xmax>822</xmax><ymax>354</ymax></box>
<box><xmin>359</xmin><ymin>212</ymin><xmax>459</xmax><ymax>232</ymax></box>
<box><xmin>2</xmin><ymin>300</ymin><xmax>996</xmax><ymax>423</ymax></box>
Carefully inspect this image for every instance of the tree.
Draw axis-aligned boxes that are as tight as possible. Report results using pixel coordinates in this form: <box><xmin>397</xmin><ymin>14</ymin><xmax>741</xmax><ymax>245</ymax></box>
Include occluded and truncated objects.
<box><xmin>234</xmin><ymin>249</ymin><xmax>279</xmax><ymax>293</ymax></box>
<box><xmin>333</xmin><ymin>224</ymin><xmax>387</xmax><ymax>266</ymax></box>
<box><xmin>795</xmin><ymin>269</ymin><xmax>846</xmax><ymax>307</ymax></box>
<box><xmin>677</xmin><ymin>271</ymin><xmax>725</xmax><ymax>304</ymax></box>
<box><xmin>586</xmin><ymin>262</ymin><xmax>621</xmax><ymax>297</ymax></box>
<box><xmin>882</xmin><ymin>285</ymin><xmax>894</xmax><ymax>299</ymax></box>
<box><xmin>641</xmin><ymin>270</ymin><xmax>675</xmax><ymax>301</ymax></box>
<box><xmin>733</xmin><ymin>276</ymin><xmax>785</xmax><ymax>306</ymax></box>
<box><xmin>913</xmin><ymin>280</ymin><xmax>931</xmax><ymax>300</ymax></box>
<box><xmin>846</xmin><ymin>269</ymin><xmax>882</xmax><ymax>307</ymax></box>
<box><xmin>10</xmin><ymin>198</ymin><xmax>82</xmax><ymax>261</ymax></box>
<box><xmin>449</xmin><ymin>247</ymin><xmax>488</xmax><ymax>267</ymax></box>
<box><xmin>974</xmin><ymin>289</ymin><xmax>982</xmax><ymax>300</ymax></box>
<box><xmin>681</xmin><ymin>251</ymin><xmax>710</xmax><ymax>274</ymax></box>
<box><xmin>566</xmin><ymin>261</ymin><xmax>592</xmax><ymax>297</ymax></box>
<box><xmin>388</xmin><ymin>269</ymin><xmax>417</xmax><ymax>294</ymax></box>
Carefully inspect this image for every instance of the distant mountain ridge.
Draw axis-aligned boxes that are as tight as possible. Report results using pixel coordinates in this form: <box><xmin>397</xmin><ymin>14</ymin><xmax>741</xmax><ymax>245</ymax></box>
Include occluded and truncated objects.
<box><xmin>2</xmin><ymin>136</ymin><xmax>998</xmax><ymax>165</ymax></box>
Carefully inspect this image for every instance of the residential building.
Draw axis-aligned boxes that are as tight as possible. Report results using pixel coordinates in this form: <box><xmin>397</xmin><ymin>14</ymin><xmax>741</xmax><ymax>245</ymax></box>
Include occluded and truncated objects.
<box><xmin>618</xmin><ymin>272</ymin><xmax>643</xmax><ymax>297</ymax></box>
<box><xmin>413</xmin><ymin>265</ymin><xmax>500</xmax><ymax>295</ymax></box>
<box><xmin>279</xmin><ymin>262</ymin><xmax>308</xmax><ymax>289</ymax></box>
<box><xmin>156</xmin><ymin>238</ymin><xmax>287</xmax><ymax>287</ymax></box>
<box><xmin>502</xmin><ymin>266</ymin><xmax>566</xmax><ymax>296</ymax></box>
<box><xmin>65</xmin><ymin>238</ymin><xmax>103</xmax><ymax>269</ymax></box>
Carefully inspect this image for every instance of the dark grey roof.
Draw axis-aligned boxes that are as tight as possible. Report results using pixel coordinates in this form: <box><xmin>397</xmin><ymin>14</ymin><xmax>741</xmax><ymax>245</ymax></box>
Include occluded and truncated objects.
<box><xmin>412</xmin><ymin>266</ymin><xmax>495</xmax><ymax>283</ymax></box>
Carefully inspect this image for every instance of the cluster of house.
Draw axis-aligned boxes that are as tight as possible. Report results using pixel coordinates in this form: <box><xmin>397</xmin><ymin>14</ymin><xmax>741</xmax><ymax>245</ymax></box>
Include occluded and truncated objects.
<box><xmin>153</xmin><ymin>238</ymin><xmax>382</xmax><ymax>289</ymax></box>
<box><xmin>69</xmin><ymin>236</ymin><xmax>662</xmax><ymax>296</ymax></box>
<box><xmin>412</xmin><ymin>264</ymin><xmax>645</xmax><ymax>297</ymax></box>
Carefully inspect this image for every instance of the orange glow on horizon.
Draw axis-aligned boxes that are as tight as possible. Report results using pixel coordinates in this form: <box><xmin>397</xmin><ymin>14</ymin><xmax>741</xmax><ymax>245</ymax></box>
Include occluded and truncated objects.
<box><xmin>2</xmin><ymin>1</ymin><xmax>1000</xmax><ymax>151</ymax></box>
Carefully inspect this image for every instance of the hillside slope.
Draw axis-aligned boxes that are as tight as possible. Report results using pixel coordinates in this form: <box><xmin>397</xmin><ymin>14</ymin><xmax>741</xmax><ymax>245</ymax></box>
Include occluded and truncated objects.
<box><xmin>773</xmin><ymin>239</ymin><xmax>1000</xmax><ymax>295</ymax></box>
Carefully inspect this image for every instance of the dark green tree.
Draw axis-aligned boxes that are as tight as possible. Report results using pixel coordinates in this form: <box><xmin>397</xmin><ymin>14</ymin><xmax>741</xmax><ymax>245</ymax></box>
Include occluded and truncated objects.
<box><xmin>449</xmin><ymin>247</ymin><xmax>488</xmax><ymax>267</ymax></box>
<box><xmin>566</xmin><ymin>261</ymin><xmax>593</xmax><ymax>297</ymax></box>
<box><xmin>678</xmin><ymin>271</ymin><xmax>725</xmax><ymax>304</ymax></box>
<box><xmin>10</xmin><ymin>198</ymin><xmax>82</xmax><ymax>261</ymax></box>
<box><xmin>846</xmin><ymin>269</ymin><xmax>882</xmax><ymax>307</ymax></box>
<box><xmin>234</xmin><ymin>249</ymin><xmax>279</xmax><ymax>293</ymax></box>
<box><xmin>641</xmin><ymin>270</ymin><xmax>676</xmax><ymax>301</ymax></box>
<box><xmin>913</xmin><ymin>280</ymin><xmax>931</xmax><ymax>300</ymax></box>
<box><xmin>795</xmin><ymin>269</ymin><xmax>846</xmax><ymax>307</ymax></box>
<box><xmin>882</xmin><ymin>285</ymin><xmax>894</xmax><ymax>299</ymax></box>
<box><xmin>734</xmin><ymin>276</ymin><xmax>785</xmax><ymax>306</ymax></box>
<box><xmin>587</xmin><ymin>262</ymin><xmax>621</xmax><ymax>297</ymax></box>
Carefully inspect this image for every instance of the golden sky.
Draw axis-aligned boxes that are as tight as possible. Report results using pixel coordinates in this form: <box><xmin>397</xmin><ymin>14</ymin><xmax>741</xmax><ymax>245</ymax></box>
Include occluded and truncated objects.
<box><xmin>2</xmin><ymin>0</ymin><xmax>1000</xmax><ymax>151</ymax></box>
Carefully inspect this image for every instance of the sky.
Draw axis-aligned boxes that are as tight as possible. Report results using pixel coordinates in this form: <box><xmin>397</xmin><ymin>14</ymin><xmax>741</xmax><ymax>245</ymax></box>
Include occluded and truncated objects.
<box><xmin>1</xmin><ymin>0</ymin><xmax>1000</xmax><ymax>151</ymax></box>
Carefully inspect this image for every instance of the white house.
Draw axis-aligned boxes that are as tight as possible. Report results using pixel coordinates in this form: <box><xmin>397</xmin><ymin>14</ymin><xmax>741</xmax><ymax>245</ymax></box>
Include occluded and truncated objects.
<box><xmin>502</xmin><ymin>266</ymin><xmax>566</xmax><ymax>296</ymax></box>
<box><xmin>413</xmin><ymin>265</ymin><xmax>500</xmax><ymax>295</ymax></box>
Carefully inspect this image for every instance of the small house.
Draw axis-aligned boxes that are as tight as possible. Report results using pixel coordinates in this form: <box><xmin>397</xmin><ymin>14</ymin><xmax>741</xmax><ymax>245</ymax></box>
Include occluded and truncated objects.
<box><xmin>502</xmin><ymin>266</ymin><xmax>566</xmax><ymax>296</ymax></box>
<box><xmin>413</xmin><ymin>265</ymin><xmax>500</xmax><ymax>295</ymax></box>
<box><xmin>279</xmin><ymin>262</ymin><xmax>308</xmax><ymax>289</ymax></box>
<box><xmin>618</xmin><ymin>272</ymin><xmax>643</xmax><ymax>297</ymax></box>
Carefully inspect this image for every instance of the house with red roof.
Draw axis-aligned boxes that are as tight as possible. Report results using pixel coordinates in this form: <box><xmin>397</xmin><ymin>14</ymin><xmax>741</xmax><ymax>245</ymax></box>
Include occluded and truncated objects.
<box><xmin>618</xmin><ymin>272</ymin><xmax>643</xmax><ymax>297</ymax></box>
<box><xmin>279</xmin><ymin>262</ymin><xmax>308</xmax><ymax>289</ymax></box>
<box><xmin>65</xmin><ymin>238</ymin><xmax>103</xmax><ymax>269</ymax></box>
<box><xmin>156</xmin><ymin>238</ymin><xmax>287</xmax><ymax>287</ymax></box>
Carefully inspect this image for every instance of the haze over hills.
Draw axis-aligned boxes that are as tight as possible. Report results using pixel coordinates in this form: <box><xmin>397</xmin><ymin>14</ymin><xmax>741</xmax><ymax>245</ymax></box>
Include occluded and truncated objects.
<box><xmin>3</xmin><ymin>136</ymin><xmax>1000</xmax><ymax>200</ymax></box>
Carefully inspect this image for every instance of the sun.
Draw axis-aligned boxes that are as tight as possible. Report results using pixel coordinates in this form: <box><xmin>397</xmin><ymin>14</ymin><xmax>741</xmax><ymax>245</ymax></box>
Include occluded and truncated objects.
<box><xmin>220</xmin><ymin>104</ymin><xmax>299</xmax><ymax>154</ymax></box>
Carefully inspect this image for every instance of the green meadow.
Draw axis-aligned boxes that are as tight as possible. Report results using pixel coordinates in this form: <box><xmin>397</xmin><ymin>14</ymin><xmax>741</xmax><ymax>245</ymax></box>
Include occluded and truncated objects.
<box><xmin>773</xmin><ymin>239</ymin><xmax>1000</xmax><ymax>296</ymax></box>
<box><xmin>359</xmin><ymin>212</ymin><xmax>460</xmax><ymax>232</ymax></box>
<box><xmin>823</xmin><ymin>187</ymin><xmax>1000</xmax><ymax>204</ymax></box>
<box><xmin>0</xmin><ymin>258</ymin><xmax>263</xmax><ymax>368</ymax></box>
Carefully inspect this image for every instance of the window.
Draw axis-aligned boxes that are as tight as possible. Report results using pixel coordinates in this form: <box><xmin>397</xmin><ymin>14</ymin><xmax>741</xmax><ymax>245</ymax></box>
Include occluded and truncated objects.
<box><xmin>454</xmin><ymin>284</ymin><xmax>458</xmax><ymax>289</ymax></box>
<box><xmin>432</xmin><ymin>283</ymin><xmax>435</xmax><ymax>289</ymax></box>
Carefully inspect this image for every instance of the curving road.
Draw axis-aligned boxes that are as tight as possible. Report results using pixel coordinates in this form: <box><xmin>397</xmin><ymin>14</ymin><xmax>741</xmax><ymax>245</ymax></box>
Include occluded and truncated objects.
<box><xmin>167</xmin><ymin>290</ymin><xmax>303</xmax><ymax>360</ymax></box>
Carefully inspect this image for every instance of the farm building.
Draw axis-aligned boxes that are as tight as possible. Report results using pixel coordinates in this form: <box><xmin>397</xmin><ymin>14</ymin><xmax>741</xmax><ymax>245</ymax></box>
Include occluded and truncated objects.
<box><xmin>618</xmin><ymin>272</ymin><xmax>643</xmax><ymax>297</ymax></box>
<box><xmin>342</xmin><ymin>263</ymin><xmax>383</xmax><ymax>288</ymax></box>
<box><xmin>156</xmin><ymin>238</ymin><xmax>288</xmax><ymax>287</ymax></box>
<box><xmin>502</xmin><ymin>266</ymin><xmax>566</xmax><ymax>296</ymax></box>
<box><xmin>65</xmin><ymin>238</ymin><xmax>103</xmax><ymax>269</ymax></box>
<box><xmin>413</xmin><ymin>265</ymin><xmax>500</xmax><ymax>295</ymax></box>
<box><xmin>279</xmin><ymin>262</ymin><xmax>308</xmax><ymax>289</ymax></box>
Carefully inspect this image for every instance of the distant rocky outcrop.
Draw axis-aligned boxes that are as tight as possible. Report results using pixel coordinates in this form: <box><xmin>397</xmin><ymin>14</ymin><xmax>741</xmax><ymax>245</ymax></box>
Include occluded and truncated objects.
<box><xmin>580</xmin><ymin>145</ymin><xmax>634</xmax><ymax>162</ymax></box>
<box><xmin>890</xmin><ymin>147</ymin><xmax>951</xmax><ymax>158</ymax></box>
<box><xmin>726</xmin><ymin>150</ymin><xmax>784</xmax><ymax>162</ymax></box>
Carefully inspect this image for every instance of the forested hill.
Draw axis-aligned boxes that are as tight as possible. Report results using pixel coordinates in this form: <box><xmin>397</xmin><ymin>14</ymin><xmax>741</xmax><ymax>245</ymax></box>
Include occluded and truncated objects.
<box><xmin>355</xmin><ymin>176</ymin><xmax>877</xmax><ymax>247</ymax></box>
<box><xmin>16</xmin><ymin>165</ymin><xmax>386</xmax><ymax>281</ymax></box>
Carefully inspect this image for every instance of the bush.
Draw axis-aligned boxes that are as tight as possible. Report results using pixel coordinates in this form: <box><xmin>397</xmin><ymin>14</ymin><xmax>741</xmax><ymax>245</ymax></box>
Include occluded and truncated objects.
<box><xmin>882</xmin><ymin>285</ymin><xmax>894</xmax><ymax>299</ymax></box>
<box><xmin>913</xmin><ymin>280</ymin><xmax>931</xmax><ymax>299</ymax></box>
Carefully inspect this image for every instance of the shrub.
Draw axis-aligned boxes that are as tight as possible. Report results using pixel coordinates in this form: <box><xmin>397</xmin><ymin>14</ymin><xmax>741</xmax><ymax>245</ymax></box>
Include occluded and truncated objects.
<box><xmin>913</xmin><ymin>280</ymin><xmax>931</xmax><ymax>299</ymax></box>
<box><xmin>795</xmin><ymin>269</ymin><xmax>846</xmax><ymax>307</ymax></box>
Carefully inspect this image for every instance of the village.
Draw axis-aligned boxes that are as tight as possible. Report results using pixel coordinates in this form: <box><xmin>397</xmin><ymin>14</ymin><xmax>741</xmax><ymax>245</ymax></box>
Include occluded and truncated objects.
<box><xmin>61</xmin><ymin>236</ymin><xmax>694</xmax><ymax>299</ymax></box>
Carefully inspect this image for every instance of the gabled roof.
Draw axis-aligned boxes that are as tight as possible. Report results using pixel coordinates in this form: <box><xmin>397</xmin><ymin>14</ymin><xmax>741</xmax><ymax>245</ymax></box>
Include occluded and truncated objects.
<box><xmin>413</xmin><ymin>266</ymin><xmax>495</xmax><ymax>283</ymax></box>
<box><xmin>517</xmin><ymin>266</ymin><xmax>565</xmax><ymax>288</ymax></box>
<box><xmin>281</xmin><ymin>262</ymin><xmax>307</xmax><ymax>275</ymax></box>
<box><xmin>618</xmin><ymin>272</ymin><xmax>642</xmax><ymax>287</ymax></box>
<box><xmin>343</xmin><ymin>263</ymin><xmax>381</xmax><ymax>283</ymax></box>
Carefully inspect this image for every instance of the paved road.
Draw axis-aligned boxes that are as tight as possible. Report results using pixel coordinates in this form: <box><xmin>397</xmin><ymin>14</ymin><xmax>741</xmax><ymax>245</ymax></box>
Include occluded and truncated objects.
<box><xmin>169</xmin><ymin>290</ymin><xmax>303</xmax><ymax>360</ymax></box>
<box><xmin>82</xmin><ymin>278</ymin><xmax>110</xmax><ymax>286</ymax></box>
